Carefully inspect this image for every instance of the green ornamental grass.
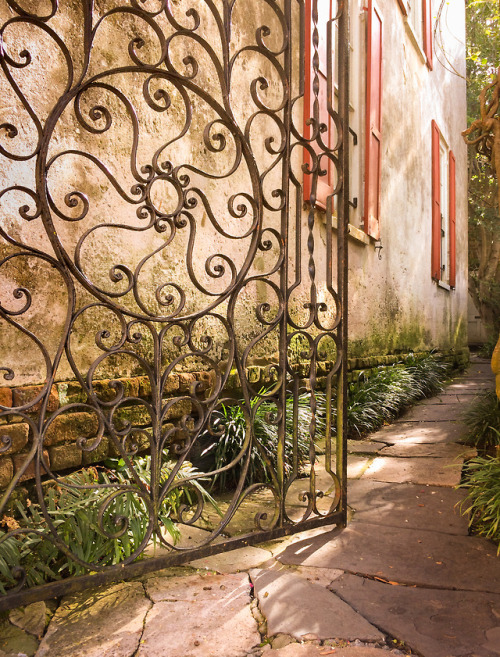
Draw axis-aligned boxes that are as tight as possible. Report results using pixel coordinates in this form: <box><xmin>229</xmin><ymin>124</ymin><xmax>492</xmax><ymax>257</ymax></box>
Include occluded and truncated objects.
<box><xmin>459</xmin><ymin>452</ymin><xmax>500</xmax><ymax>553</ymax></box>
<box><xmin>463</xmin><ymin>391</ymin><xmax>500</xmax><ymax>448</ymax></box>
<box><xmin>202</xmin><ymin>353</ymin><xmax>451</xmax><ymax>484</ymax></box>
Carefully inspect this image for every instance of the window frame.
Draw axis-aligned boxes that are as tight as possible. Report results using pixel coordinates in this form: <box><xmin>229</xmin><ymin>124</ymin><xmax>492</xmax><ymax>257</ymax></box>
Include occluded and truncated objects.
<box><xmin>431</xmin><ymin>120</ymin><xmax>456</xmax><ymax>289</ymax></box>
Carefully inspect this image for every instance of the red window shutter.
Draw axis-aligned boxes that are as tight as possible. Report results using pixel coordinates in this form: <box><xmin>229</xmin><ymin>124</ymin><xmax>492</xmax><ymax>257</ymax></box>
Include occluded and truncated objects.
<box><xmin>431</xmin><ymin>120</ymin><xmax>441</xmax><ymax>280</ymax></box>
<box><xmin>449</xmin><ymin>150</ymin><xmax>456</xmax><ymax>288</ymax></box>
<box><xmin>423</xmin><ymin>0</ymin><xmax>433</xmax><ymax>70</ymax></box>
<box><xmin>364</xmin><ymin>0</ymin><xmax>383</xmax><ymax>240</ymax></box>
<box><xmin>303</xmin><ymin>0</ymin><xmax>335</xmax><ymax>208</ymax></box>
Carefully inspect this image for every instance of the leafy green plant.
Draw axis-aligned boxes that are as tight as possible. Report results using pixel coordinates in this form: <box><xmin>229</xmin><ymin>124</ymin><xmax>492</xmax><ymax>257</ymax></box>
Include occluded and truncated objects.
<box><xmin>201</xmin><ymin>354</ymin><xmax>450</xmax><ymax>485</ymax></box>
<box><xmin>341</xmin><ymin>354</ymin><xmax>450</xmax><ymax>438</ymax></box>
<box><xmin>459</xmin><ymin>451</ymin><xmax>500</xmax><ymax>553</ymax></box>
<box><xmin>0</xmin><ymin>456</ymin><xmax>217</xmax><ymax>593</ymax></box>
<box><xmin>478</xmin><ymin>333</ymin><xmax>499</xmax><ymax>359</ymax></box>
<box><xmin>201</xmin><ymin>391</ymin><xmax>320</xmax><ymax>488</ymax></box>
<box><xmin>463</xmin><ymin>391</ymin><xmax>500</xmax><ymax>449</ymax></box>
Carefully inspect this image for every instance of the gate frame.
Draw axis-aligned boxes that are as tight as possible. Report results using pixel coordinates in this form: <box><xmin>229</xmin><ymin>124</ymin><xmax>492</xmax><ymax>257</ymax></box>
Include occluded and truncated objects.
<box><xmin>0</xmin><ymin>0</ymin><xmax>349</xmax><ymax>611</ymax></box>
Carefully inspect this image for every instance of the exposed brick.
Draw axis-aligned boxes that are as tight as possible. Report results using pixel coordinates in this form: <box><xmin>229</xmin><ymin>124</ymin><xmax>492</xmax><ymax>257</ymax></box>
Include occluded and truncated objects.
<box><xmin>57</xmin><ymin>381</ymin><xmax>87</xmax><ymax>406</ymax></box>
<box><xmin>195</xmin><ymin>371</ymin><xmax>215</xmax><ymax>397</ymax></box>
<box><xmin>49</xmin><ymin>444</ymin><xmax>82</xmax><ymax>471</ymax></box>
<box><xmin>164</xmin><ymin>399</ymin><xmax>192</xmax><ymax>420</ymax></box>
<box><xmin>108</xmin><ymin>427</ymin><xmax>154</xmax><ymax>457</ymax></box>
<box><xmin>92</xmin><ymin>377</ymin><xmax>140</xmax><ymax>403</ymax></box>
<box><xmin>163</xmin><ymin>374</ymin><xmax>180</xmax><ymax>395</ymax></box>
<box><xmin>178</xmin><ymin>373</ymin><xmax>196</xmax><ymax>393</ymax></box>
<box><xmin>138</xmin><ymin>375</ymin><xmax>179</xmax><ymax>399</ymax></box>
<box><xmin>82</xmin><ymin>436</ymin><xmax>109</xmax><ymax>465</ymax></box>
<box><xmin>246</xmin><ymin>366</ymin><xmax>262</xmax><ymax>385</ymax></box>
<box><xmin>13</xmin><ymin>450</ymin><xmax>50</xmax><ymax>482</ymax></box>
<box><xmin>44</xmin><ymin>412</ymin><xmax>99</xmax><ymax>446</ymax></box>
<box><xmin>0</xmin><ymin>456</ymin><xmax>13</xmax><ymax>489</ymax></box>
<box><xmin>0</xmin><ymin>423</ymin><xmax>29</xmax><ymax>455</ymax></box>
<box><xmin>12</xmin><ymin>385</ymin><xmax>59</xmax><ymax>412</ymax></box>
<box><xmin>0</xmin><ymin>413</ymin><xmax>23</xmax><ymax>426</ymax></box>
<box><xmin>0</xmin><ymin>387</ymin><xmax>12</xmax><ymax>409</ymax></box>
<box><xmin>113</xmin><ymin>399</ymin><xmax>192</xmax><ymax>430</ymax></box>
<box><xmin>226</xmin><ymin>369</ymin><xmax>240</xmax><ymax>390</ymax></box>
<box><xmin>347</xmin><ymin>358</ymin><xmax>357</xmax><ymax>371</ymax></box>
<box><xmin>114</xmin><ymin>405</ymin><xmax>153</xmax><ymax>428</ymax></box>
<box><xmin>138</xmin><ymin>376</ymin><xmax>151</xmax><ymax>399</ymax></box>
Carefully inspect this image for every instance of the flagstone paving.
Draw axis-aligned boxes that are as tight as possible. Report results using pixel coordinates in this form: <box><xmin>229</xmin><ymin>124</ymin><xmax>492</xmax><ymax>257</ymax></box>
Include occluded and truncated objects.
<box><xmin>367</xmin><ymin>420</ymin><xmax>468</xmax><ymax>445</ymax></box>
<box><xmin>329</xmin><ymin>574</ymin><xmax>500</xmax><ymax>657</ymax></box>
<box><xmin>249</xmin><ymin>569</ymin><xmax>384</xmax><ymax>641</ymax></box>
<box><xmin>1</xmin><ymin>357</ymin><xmax>498</xmax><ymax>657</ymax></box>
<box><xmin>346</xmin><ymin>479</ymin><xmax>470</xmax><ymax>534</ymax></box>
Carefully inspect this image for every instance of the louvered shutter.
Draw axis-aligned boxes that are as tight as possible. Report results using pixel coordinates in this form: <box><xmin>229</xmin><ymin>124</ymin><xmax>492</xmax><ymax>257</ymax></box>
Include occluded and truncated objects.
<box><xmin>303</xmin><ymin>0</ymin><xmax>335</xmax><ymax>208</ymax></box>
<box><xmin>364</xmin><ymin>0</ymin><xmax>383</xmax><ymax>239</ymax></box>
<box><xmin>449</xmin><ymin>150</ymin><xmax>456</xmax><ymax>288</ymax></box>
<box><xmin>431</xmin><ymin>120</ymin><xmax>441</xmax><ymax>280</ymax></box>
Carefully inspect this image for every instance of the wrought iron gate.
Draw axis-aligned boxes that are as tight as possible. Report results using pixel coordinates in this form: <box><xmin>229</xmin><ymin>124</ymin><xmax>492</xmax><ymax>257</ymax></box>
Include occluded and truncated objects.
<box><xmin>0</xmin><ymin>0</ymin><xmax>349</xmax><ymax>609</ymax></box>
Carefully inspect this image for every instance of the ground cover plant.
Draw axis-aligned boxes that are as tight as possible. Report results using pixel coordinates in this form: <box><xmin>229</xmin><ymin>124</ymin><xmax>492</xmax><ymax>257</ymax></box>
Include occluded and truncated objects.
<box><xmin>200</xmin><ymin>391</ymin><xmax>318</xmax><ymax>489</ymax></box>
<box><xmin>0</xmin><ymin>456</ymin><xmax>217</xmax><ymax>593</ymax></box>
<box><xmin>459</xmin><ymin>448</ymin><xmax>500</xmax><ymax>554</ymax></box>
<box><xmin>340</xmin><ymin>352</ymin><xmax>451</xmax><ymax>438</ymax></box>
<box><xmin>201</xmin><ymin>353</ymin><xmax>451</xmax><ymax>485</ymax></box>
<box><xmin>462</xmin><ymin>390</ymin><xmax>500</xmax><ymax>450</ymax></box>
<box><xmin>0</xmin><ymin>353</ymin><xmax>453</xmax><ymax>591</ymax></box>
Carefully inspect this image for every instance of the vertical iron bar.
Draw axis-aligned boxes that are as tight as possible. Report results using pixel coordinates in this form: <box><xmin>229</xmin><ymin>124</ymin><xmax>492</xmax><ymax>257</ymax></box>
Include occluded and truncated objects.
<box><xmin>336</xmin><ymin>0</ymin><xmax>349</xmax><ymax>527</ymax></box>
<box><xmin>278</xmin><ymin>0</ymin><xmax>293</xmax><ymax>525</ymax></box>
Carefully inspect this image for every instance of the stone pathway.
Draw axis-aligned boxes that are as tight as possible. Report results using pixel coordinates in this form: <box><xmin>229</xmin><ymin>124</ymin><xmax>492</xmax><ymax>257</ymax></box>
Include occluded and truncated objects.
<box><xmin>2</xmin><ymin>358</ymin><xmax>499</xmax><ymax>657</ymax></box>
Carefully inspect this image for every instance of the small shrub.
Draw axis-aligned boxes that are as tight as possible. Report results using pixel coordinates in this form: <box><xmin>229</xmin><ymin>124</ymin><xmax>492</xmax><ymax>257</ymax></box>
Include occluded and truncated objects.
<box><xmin>0</xmin><ymin>456</ymin><xmax>217</xmax><ymax>593</ymax></box>
<box><xmin>463</xmin><ymin>391</ymin><xmax>500</xmax><ymax>449</ymax></box>
<box><xmin>459</xmin><ymin>453</ymin><xmax>500</xmax><ymax>553</ymax></box>
<box><xmin>478</xmin><ymin>334</ymin><xmax>498</xmax><ymax>359</ymax></box>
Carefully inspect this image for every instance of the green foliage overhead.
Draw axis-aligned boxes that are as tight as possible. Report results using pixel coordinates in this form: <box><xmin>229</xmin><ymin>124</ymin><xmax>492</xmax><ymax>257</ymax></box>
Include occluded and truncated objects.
<box><xmin>465</xmin><ymin>0</ymin><xmax>500</xmax><ymax>335</ymax></box>
<box><xmin>466</xmin><ymin>0</ymin><xmax>500</xmax><ymax>124</ymax></box>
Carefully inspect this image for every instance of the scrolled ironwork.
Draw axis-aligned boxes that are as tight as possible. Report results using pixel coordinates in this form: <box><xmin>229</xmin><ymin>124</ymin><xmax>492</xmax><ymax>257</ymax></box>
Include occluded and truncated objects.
<box><xmin>0</xmin><ymin>0</ymin><xmax>348</xmax><ymax>609</ymax></box>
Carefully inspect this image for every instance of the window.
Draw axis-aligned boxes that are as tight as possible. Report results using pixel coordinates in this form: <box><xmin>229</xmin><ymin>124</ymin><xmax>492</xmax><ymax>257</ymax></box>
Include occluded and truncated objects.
<box><xmin>303</xmin><ymin>0</ymin><xmax>337</xmax><ymax>209</ymax></box>
<box><xmin>398</xmin><ymin>0</ymin><xmax>433</xmax><ymax>69</ymax></box>
<box><xmin>303</xmin><ymin>0</ymin><xmax>367</xmax><ymax>242</ymax></box>
<box><xmin>431</xmin><ymin>120</ymin><xmax>456</xmax><ymax>288</ymax></box>
<box><xmin>364</xmin><ymin>0</ymin><xmax>383</xmax><ymax>240</ymax></box>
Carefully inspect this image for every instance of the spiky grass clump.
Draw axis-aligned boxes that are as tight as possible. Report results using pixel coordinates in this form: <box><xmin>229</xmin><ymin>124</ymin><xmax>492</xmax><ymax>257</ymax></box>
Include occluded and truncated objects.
<box><xmin>201</xmin><ymin>391</ymin><xmax>320</xmax><ymax>489</ymax></box>
<box><xmin>478</xmin><ymin>334</ymin><xmax>499</xmax><ymax>359</ymax></box>
<box><xmin>459</xmin><ymin>454</ymin><xmax>500</xmax><ymax>552</ymax></box>
<box><xmin>344</xmin><ymin>354</ymin><xmax>450</xmax><ymax>438</ymax></box>
<box><xmin>463</xmin><ymin>391</ymin><xmax>500</xmax><ymax>449</ymax></box>
<box><xmin>203</xmin><ymin>354</ymin><xmax>450</xmax><ymax>483</ymax></box>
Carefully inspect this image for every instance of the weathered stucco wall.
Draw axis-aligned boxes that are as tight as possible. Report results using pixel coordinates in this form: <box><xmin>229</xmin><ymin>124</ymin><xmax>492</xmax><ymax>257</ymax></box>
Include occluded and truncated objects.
<box><xmin>0</xmin><ymin>0</ymin><xmax>468</xmax><ymax>486</ymax></box>
<box><xmin>345</xmin><ymin>0</ymin><xmax>468</xmax><ymax>357</ymax></box>
<box><xmin>0</xmin><ymin>0</ymin><xmax>467</xmax><ymax>390</ymax></box>
<box><xmin>0</xmin><ymin>0</ymin><xmax>467</xmax><ymax>387</ymax></box>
